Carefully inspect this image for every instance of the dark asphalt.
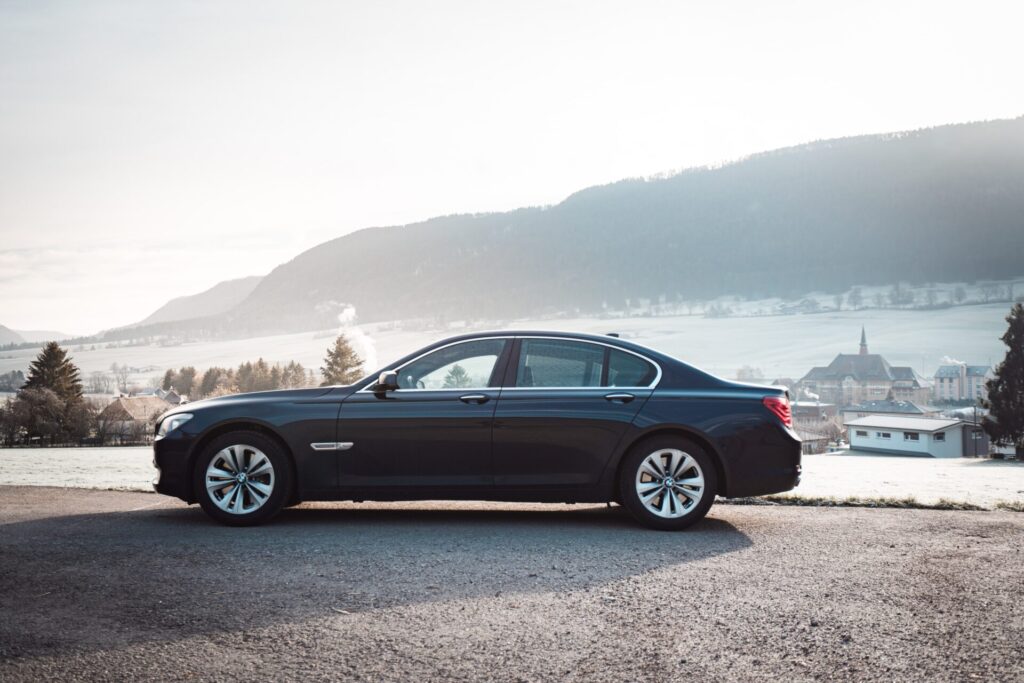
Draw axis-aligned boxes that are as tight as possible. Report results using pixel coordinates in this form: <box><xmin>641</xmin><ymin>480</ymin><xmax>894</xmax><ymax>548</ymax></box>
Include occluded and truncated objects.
<box><xmin>0</xmin><ymin>486</ymin><xmax>1021</xmax><ymax>682</ymax></box>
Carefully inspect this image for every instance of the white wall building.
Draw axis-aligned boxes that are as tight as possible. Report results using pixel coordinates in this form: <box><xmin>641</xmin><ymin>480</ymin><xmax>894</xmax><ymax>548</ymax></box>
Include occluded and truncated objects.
<box><xmin>846</xmin><ymin>416</ymin><xmax>989</xmax><ymax>458</ymax></box>
<box><xmin>933</xmin><ymin>364</ymin><xmax>992</xmax><ymax>402</ymax></box>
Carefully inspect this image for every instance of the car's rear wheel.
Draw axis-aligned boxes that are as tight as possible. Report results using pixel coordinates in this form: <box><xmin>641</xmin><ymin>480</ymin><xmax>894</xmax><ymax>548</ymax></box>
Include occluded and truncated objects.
<box><xmin>193</xmin><ymin>431</ymin><xmax>291</xmax><ymax>526</ymax></box>
<box><xmin>618</xmin><ymin>436</ymin><xmax>718</xmax><ymax>530</ymax></box>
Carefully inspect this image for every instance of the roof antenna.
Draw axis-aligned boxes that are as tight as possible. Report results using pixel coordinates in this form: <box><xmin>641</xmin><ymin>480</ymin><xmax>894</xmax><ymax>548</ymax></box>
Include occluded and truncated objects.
<box><xmin>606</xmin><ymin>332</ymin><xmax>620</xmax><ymax>338</ymax></box>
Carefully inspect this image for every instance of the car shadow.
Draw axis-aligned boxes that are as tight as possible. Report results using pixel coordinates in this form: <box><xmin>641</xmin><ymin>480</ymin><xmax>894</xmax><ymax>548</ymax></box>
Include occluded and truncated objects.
<box><xmin>0</xmin><ymin>502</ymin><xmax>751</xmax><ymax>661</ymax></box>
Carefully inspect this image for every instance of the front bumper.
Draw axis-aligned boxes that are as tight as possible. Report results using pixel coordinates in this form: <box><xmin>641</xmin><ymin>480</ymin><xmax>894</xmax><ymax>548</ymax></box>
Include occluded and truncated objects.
<box><xmin>152</xmin><ymin>432</ymin><xmax>195</xmax><ymax>502</ymax></box>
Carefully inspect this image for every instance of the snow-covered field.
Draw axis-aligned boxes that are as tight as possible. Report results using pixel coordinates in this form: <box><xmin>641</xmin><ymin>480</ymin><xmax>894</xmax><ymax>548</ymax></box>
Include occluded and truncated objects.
<box><xmin>0</xmin><ymin>303</ymin><xmax>1012</xmax><ymax>385</ymax></box>
<box><xmin>1</xmin><ymin>447</ymin><xmax>1021</xmax><ymax>508</ymax></box>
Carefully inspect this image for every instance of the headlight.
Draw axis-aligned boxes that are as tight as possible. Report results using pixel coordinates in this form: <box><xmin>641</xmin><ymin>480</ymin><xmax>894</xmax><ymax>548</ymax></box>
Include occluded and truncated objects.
<box><xmin>156</xmin><ymin>413</ymin><xmax>194</xmax><ymax>439</ymax></box>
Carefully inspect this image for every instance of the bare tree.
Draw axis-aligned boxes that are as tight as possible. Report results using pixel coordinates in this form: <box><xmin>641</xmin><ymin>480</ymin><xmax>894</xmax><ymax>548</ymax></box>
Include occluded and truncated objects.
<box><xmin>847</xmin><ymin>287</ymin><xmax>863</xmax><ymax>309</ymax></box>
<box><xmin>87</xmin><ymin>371</ymin><xmax>112</xmax><ymax>394</ymax></box>
<box><xmin>110</xmin><ymin>363</ymin><xmax>130</xmax><ymax>394</ymax></box>
<box><xmin>888</xmin><ymin>282</ymin><xmax>914</xmax><ymax>307</ymax></box>
<box><xmin>822</xmin><ymin>416</ymin><xmax>845</xmax><ymax>444</ymax></box>
<box><xmin>953</xmin><ymin>285</ymin><xmax>967</xmax><ymax>304</ymax></box>
<box><xmin>980</xmin><ymin>284</ymin><xmax>1004</xmax><ymax>303</ymax></box>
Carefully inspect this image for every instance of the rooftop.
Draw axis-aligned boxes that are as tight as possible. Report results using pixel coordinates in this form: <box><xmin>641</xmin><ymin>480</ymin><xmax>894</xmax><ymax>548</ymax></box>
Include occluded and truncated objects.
<box><xmin>843</xmin><ymin>399</ymin><xmax>934</xmax><ymax>415</ymax></box>
<box><xmin>845</xmin><ymin>415</ymin><xmax>961</xmax><ymax>432</ymax></box>
<box><xmin>934</xmin><ymin>365</ymin><xmax>991</xmax><ymax>378</ymax></box>
<box><xmin>800</xmin><ymin>329</ymin><xmax>928</xmax><ymax>386</ymax></box>
<box><xmin>97</xmin><ymin>396</ymin><xmax>170</xmax><ymax>422</ymax></box>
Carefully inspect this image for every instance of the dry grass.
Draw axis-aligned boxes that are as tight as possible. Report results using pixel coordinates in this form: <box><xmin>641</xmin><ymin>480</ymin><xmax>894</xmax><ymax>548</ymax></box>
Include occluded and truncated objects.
<box><xmin>720</xmin><ymin>494</ymin><xmax>991</xmax><ymax>511</ymax></box>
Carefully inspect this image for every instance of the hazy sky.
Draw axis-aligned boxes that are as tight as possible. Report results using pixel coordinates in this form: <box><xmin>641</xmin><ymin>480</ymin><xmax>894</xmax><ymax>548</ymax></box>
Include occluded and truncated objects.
<box><xmin>2</xmin><ymin>0</ymin><xmax>1023</xmax><ymax>334</ymax></box>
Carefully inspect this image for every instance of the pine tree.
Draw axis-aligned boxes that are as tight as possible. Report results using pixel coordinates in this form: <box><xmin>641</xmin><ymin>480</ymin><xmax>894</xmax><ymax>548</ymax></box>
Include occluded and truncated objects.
<box><xmin>236</xmin><ymin>361</ymin><xmax>253</xmax><ymax>393</ymax></box>
<box><xmin>172</xmin><ymin>366</ymin><xmax>197</xmax><ymax>396</ymax></box>
<box><xmin>23</xmin><ymin>342</ymin><xmax>83</xmax><ymax>404</ymax></box>
<box><xmin>442</xmin><ymin>364</ymin><xmax>473</xmax><ymax>388</ymax></box>
<box><xmin>321</xmin><ymin>334</ymin><xmax>364</xmax><ymax>386</ymax></box>
<box><xmin>982</xmin><ymin>303</ymin><xmax>1024</xmax><ymax>456</ymax></box>
<box><xmin>198</xmin><ymin>367</ymin><xmax>229</xmax><ymax>397</ymax></box>
<box><xmin>251</xmin><ymin>359</ymin><xmax>272</xmax><ymax>391</ymax></box>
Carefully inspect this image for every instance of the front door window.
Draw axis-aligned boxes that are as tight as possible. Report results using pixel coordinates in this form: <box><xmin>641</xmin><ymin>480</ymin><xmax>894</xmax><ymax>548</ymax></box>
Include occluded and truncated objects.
<box><xmin>397</xmin><ymin>339</ymin><xmax>507</xmax><ymax>390</ymax></box>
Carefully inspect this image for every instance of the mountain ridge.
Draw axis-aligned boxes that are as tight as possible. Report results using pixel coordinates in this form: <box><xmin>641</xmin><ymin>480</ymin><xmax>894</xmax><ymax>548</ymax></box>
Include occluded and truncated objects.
<box><xmin>115</xmin><ymin>116</ymin><xmax>1024</xmax><ymax>341</ymax></box>
<box><xmin>0</xmin><ymin>325</ymin><xmax>25</xmax><ymax>345</ymax></box>
<box><xmin>137</xmin><ymin>275</ymin><xmax>264</xmax><ymax>327</ymax></box>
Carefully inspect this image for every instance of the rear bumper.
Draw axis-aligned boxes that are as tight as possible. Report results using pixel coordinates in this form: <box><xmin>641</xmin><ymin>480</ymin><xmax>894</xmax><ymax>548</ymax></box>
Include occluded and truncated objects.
<box><xmin>723</xmin><ymin>426</ymin><xmax>802</xmax><ymax>498</ymax></box>
<box><xmin>152</xmin><ymin>433</ymin><xmax>194</xmax><ymax>502</ymax></box>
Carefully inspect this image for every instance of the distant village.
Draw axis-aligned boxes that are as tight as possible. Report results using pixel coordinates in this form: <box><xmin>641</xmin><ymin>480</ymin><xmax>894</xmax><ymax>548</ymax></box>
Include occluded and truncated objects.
<box><xmin>777</xmin><ymin>328</ymin><xmax>994</xmax><ymax>457</ymax></box>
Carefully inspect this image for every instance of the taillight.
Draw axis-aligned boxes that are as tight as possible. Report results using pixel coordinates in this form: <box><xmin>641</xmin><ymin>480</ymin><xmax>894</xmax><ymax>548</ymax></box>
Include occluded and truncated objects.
<box><xmin>763</xmin><ymin>395</ymin><xmax>792</xmax><ymax>428</ymax></box>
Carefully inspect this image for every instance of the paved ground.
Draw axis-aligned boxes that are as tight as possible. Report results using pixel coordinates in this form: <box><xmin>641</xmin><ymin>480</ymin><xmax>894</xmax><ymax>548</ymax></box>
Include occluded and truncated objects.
<box><xmin>1</xmin><ymin>487</ymin><xmax>1021</xmax><ymax>682</ymax></box>
<box><xmin>3</xmin><ymin>447</ymin><xmax>1023</xmax><ymax>507</ymax></box>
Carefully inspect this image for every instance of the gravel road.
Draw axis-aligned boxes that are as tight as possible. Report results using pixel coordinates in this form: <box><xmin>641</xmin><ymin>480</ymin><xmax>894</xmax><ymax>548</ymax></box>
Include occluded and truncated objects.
<box><xmin>1</xmin><ymin>486</ymin><xmax>1021</xmax><ymax>682</ymax></box>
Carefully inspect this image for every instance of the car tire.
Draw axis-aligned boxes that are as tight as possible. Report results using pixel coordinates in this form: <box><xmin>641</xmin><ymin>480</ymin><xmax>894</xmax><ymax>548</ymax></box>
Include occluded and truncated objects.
<box><xmin>618</xmin><ymin>435</ymin><xmax>718</xmax><ymax>531</ymax></box>
<box><xmin>193</xmin><ymin>431</ymin><xmax>291</xmax><ymax>526</ymax></box>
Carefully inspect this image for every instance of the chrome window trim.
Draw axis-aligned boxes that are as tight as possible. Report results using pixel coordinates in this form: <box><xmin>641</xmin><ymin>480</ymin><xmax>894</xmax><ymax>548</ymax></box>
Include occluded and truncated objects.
<box><xmin>356</xmin><ymin>334</ymin><xmax>662</xmax><ymax>393</ymax></box>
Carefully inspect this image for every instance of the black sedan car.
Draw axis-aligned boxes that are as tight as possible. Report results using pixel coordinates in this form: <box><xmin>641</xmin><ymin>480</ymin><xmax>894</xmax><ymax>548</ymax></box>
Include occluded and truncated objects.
<box><xmin>153</xmin><ymin>331</ymin><xmax>801</xmax><ymax>529</ymax></box>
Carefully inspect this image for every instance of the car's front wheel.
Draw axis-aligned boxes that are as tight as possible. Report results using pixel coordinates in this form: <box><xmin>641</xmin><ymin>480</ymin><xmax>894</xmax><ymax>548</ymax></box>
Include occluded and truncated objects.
<box><xmin>193</xmin><ymin>431</ymin><xmax>291</xmax><ymax>526</ymax></box>
<box><xmin>618</xmin><ymin>436</ymin><xmax>718</xmax><ymax>530</ymax></box>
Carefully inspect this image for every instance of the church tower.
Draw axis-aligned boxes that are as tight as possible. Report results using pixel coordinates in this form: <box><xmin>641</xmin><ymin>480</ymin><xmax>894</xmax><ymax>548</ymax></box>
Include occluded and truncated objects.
<box><xmin>859</xmin><ymin>326</ymin><xmax>868</xmax><ymax>355</ymax></box>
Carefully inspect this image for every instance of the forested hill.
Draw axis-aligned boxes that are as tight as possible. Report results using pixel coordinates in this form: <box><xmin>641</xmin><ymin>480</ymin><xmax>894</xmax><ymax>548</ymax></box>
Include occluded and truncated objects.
<box><xmin>129</xmin><ymin>117</ymin><xmax>1024</xmax><ymax>339</ymax></box>
<box><xmin>138</xmin><ymin>275</ymin><xmax>263</xmax><ymax>326</ymax></box>
<box><xmin>0</xmin><ymin>324</ymin><xmax>25</xmax><ymax>345</ymax></box>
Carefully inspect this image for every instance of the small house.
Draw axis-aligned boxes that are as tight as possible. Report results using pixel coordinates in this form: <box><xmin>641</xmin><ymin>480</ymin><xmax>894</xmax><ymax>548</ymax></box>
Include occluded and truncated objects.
<box><xmin>846</xmin><ymin>415</ymin><xmax>989</xmax><ymax>458</ymax></box>
<box><xmin>96</xmin><ymin>396</ymin><xmax>170</xmax><ymax>444</ymax></box>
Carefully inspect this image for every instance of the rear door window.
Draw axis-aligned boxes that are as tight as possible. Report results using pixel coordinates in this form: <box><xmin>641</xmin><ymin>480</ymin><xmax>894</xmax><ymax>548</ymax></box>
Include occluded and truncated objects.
<box><xmin>516</xmin><ymin>339</ymin><xmax>604</xmax><ymax>387</ymax></box>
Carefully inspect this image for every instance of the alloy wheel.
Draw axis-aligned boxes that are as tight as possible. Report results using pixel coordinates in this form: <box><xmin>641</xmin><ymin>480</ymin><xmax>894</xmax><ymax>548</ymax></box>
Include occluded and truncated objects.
<box><xmin>634</xmin><ymin>448</ymin><xmax>705</xmax><ymax>518</ymax></box>
<box><xmin>205</xmin><ymin>444</ymin><xmax>276</xmax><ymax>515</ymax></box>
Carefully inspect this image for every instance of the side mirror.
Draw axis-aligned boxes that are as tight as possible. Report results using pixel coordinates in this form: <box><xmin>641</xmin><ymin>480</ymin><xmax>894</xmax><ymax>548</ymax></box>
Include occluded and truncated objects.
<box><xmin>375</xmin><ymin>370</ymin><xmax>399</xmax><ymax>392</ymax></box>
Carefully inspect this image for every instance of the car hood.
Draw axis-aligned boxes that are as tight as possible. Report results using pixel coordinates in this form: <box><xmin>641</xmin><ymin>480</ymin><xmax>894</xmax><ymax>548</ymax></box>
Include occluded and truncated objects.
<box><xmin>157</xmin><ymin>385</ymin><xmax>358</xmax><ymax>422</ymax></box>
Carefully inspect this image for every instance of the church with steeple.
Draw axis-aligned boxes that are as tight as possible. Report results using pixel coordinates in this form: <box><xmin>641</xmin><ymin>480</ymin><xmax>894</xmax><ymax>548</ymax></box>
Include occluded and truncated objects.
<box><xmin>798</xmin><ymin>328</ymin><xmax>932</xmax><ymax>406</ymax></box>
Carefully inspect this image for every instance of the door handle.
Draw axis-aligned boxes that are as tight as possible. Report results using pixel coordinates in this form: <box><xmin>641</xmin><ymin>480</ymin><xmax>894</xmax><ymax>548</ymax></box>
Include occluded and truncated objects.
<box><xmin>459</xmin><ymin>394</ymin><xmax>489</xmax><ymax>404</ymax></box>
<box><xmin>604</xmin><ymin>392</ymin><xmax>635</xmax><ymax>404</ymax></box>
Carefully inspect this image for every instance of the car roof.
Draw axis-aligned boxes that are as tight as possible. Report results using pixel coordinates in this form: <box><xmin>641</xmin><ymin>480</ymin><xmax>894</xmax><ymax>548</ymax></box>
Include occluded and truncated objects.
<box><xmin>427</xmin><ymin>329</ymin><xmax>665</xmax><ymax>356</ymax></box>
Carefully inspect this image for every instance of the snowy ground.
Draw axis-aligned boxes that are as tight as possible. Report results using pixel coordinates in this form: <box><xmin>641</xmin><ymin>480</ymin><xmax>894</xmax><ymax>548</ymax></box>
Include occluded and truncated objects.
<box><xmin>778</xmin><ymin>451</ymin><xmax>1024</xmax><ymax>507</ymax></box>
<box><xmin>0</xmin><ymin>303</ymin><xmax>1013</xmax><ymax>387</ymax></box>
<box><xmin>1</xmin><ymin>447</ymin><xmax>1021</xmax><ymax>509</ymax></box>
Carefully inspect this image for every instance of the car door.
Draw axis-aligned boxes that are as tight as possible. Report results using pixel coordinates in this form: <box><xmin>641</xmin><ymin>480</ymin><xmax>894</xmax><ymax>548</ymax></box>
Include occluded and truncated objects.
<box><xmin>492</xmin><ymin>337</ymin><xmax>658</xmax><ymax>488</ymax></box>
<box><xmin>336</xmin><ymin>338</ymin><xmax>511</xmax><ymax>488</ymax></box>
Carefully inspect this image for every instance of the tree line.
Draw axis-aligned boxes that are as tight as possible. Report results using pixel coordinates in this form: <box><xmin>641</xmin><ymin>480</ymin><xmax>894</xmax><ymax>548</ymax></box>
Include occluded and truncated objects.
<box><xmin>0</xmin><ymin>334</ymin><xmax>366</xmax><ymax>446</ymax></box>
<box><xmin>160</xmin><ymin>360</ymin><xmax>317</xmax><ymax>399</ymax></box>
